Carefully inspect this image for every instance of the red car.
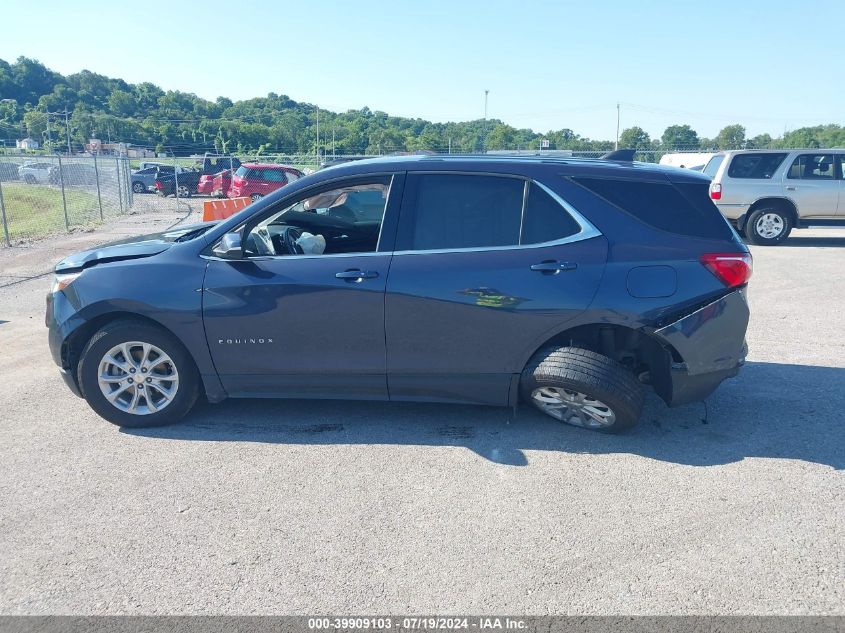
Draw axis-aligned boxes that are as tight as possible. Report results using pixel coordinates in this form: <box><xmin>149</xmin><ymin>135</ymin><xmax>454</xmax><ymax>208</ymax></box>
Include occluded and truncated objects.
<box><xmin>228</xmin><ymin>163</ymin><xmax>303</xmax><ymax>200</ymax></box>
<box><xmin>196</xmin><ymin>172</ymin><xmax>218</xmax><ymax>195</ymax></box>
<box><xmin>212</xmin><ymin>170</ymin><xmax>233</xmax><ymax>197</ymax></box>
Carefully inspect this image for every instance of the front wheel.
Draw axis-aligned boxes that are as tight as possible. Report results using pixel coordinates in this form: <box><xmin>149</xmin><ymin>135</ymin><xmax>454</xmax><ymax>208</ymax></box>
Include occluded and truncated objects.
<box><xmin>77</xmin><ymin>320</ymin><xmax>199</xmax><ymax>427</ymax></box>
<box><xmin>521</xmin><ymin>347</ymin><xmax>644</xmax><ymax>432</ymax></box>
<box><xmin>745</xmin><ymin>208</ymin><xmax>792</xmax><ymax>245</ymax></box>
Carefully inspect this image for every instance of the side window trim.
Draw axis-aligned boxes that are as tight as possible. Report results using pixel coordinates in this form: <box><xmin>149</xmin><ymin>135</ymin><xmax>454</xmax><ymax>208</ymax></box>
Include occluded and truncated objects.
<box><xmin>392</xmin><ymin>174</ymin><xmax>601</xmax><ymax>256</ymax></box>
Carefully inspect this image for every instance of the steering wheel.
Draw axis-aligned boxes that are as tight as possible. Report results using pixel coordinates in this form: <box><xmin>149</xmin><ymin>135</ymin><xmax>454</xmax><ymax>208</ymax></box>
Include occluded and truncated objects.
<box><xmin>282</xmin><ymin>226</ymin><xmax>304</xmax><ymax>255</ymax></box>
<box><xmin>252</xmin><ymin>227</ymin><xmax>275</xmax><ymax>255</ymax></box>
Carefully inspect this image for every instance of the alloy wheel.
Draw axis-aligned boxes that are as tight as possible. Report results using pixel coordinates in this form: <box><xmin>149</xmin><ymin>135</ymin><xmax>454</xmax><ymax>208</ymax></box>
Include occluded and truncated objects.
<box><xmin>755</xmin><ymin>213</ymin><xmax>784</xmax><ymax>239</ymax></box>
<box><xmin>97</xmin><ymin>341</ymin><xmax>180</xmax><ymax>415</ymax></box>
<box><xmin>530</xmin><ymin>386</ymin><xmax>616</xmax><ymax>428</ymax></box>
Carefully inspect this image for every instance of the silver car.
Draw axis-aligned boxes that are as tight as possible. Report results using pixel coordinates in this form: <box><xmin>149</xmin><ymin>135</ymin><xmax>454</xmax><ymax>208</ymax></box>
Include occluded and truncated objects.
<box><xmin>18</xmin><ymin>161</ymin><xmax>54</xmax><ymax>184</ymax></box>
<box><xmin>704</xmin><ymin>149</ymin><xmax>844</xmax><ymax>244</ymax></box>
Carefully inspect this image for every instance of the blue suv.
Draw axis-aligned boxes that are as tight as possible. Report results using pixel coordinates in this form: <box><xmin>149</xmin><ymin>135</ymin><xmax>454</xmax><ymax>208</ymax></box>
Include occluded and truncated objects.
<box><xmin>47</xmin><ymin>155</ymin><xmax>751</xmax><ymax>432</ymax></box>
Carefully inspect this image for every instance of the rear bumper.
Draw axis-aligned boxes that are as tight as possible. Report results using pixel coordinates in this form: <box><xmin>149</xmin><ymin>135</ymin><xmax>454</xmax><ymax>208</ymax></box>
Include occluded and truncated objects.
<box><xmin>665</xmin><ymin>347</ymin><xmax>745</xmax><ymax>406</ymax></box>
<box><xmin>649</xmin><ymin>288</ymin><xmax>750</xmax><ymax>406</ymax></box>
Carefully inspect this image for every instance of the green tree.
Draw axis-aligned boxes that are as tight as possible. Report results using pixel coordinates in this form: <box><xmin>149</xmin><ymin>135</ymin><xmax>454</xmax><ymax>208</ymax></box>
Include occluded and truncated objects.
<box><xmin>107</xmin><ymin>89</ymin><xmax>136</xmax><ymax>117</ymax></box>
<box><xmin>485</xmin><ymin>123</ymin><xmax>517</xmax><ymax>150</ymax></box>
<box><xmin>748</xmin><ymin>133</ymin><xmax>772</xmax><ymax>149</ymax></box>
<box><xmin>661</xmin><ymin>124</ymin><xmax>699</xmax><ymax>151</ymax></box>
<box><xmin>618</xmin><ymin>126</ymin><xmax>651</xmax><ymax>149</ymax></box>
<box><xmin>714</xmin><ymin>124</ymin><xmax>746</xmax><ymax>149</ymax></box>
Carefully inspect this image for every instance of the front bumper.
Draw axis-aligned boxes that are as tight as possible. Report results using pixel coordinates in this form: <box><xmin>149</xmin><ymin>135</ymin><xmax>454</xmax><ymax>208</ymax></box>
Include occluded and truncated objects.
<box><xmin>46</xmin><ymin>290</ymin><xmax>84</xmax><ymax>398</ymax></box>
<box><xmin>649</xmin><ymin>288</ymin><xmax>750</xmax><ymax>407</ymax></box>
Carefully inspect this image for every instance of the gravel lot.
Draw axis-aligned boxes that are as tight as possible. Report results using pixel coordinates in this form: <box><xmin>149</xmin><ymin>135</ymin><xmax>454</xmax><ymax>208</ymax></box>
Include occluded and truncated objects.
<box><xmin>0</xmin><ymin>213</ymin><xmax>842</xmax><ymax>615</ymax></box>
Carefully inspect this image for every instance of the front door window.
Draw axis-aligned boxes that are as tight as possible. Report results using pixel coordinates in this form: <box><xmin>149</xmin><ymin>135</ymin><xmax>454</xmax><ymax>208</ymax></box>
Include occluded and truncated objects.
<box><xmin>244</xmin><ymin>178</ymin><xmax>391</xmax><ymax>256</ymax></box>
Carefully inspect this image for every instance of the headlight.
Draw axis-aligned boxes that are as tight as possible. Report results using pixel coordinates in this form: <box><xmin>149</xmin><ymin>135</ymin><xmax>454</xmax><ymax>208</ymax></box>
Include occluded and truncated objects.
<box><xmin>52</xmin><ymin>272</ymin><xmax>82</xmax><ymax>293</ymax></box>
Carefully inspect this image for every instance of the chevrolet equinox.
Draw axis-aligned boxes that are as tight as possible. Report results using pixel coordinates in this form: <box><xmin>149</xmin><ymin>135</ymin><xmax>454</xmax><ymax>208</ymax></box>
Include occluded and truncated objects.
<box><xmin>47</xmin><ymin>155</ymin><xmax>751</xmax><ymax>432</ymax></box>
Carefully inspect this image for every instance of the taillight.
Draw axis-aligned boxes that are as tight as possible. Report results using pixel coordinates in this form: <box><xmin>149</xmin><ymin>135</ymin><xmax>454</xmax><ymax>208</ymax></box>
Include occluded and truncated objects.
<box><xmin>155</xmin><ymin>180</ymin><xmax>162</xmax><ymax>189</ymax></box>
<box><xmin>700</xmin><ymin>253</ymin><xmax>752</xmax><ymax>288</ymax></box>
<box><xmin>710</xmin><ymin>183</ymin><xmax>722</xmax><ymax>200</ymax></box>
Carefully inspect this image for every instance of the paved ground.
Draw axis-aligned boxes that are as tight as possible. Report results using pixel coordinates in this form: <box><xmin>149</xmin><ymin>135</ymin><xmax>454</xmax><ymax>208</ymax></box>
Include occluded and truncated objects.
<box><xmin>0</xmin><ymin>217</ymin><xmax>842</xmax><ymax>615</ymax></box>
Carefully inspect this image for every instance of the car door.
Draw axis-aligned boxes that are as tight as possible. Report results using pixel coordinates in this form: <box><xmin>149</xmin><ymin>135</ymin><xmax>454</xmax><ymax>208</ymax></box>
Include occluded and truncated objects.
<box><xmin>784</xmin><ymin>153</ymin><xmax>840</xmax><ymax>218</ymax></box>
<box><xmin>202</xmin><ymin>173</ymin><xmax>404</xmax><ymax>399</ymax></box>
<box><xmin>385</xmin><ymin>172</ymin><xmax>608</xmax><ymax>406</ymax></box>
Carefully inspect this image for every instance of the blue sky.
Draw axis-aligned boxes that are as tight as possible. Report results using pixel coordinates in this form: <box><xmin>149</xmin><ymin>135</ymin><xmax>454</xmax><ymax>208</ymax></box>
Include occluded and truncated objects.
<box><xmin>1</xmin><ymin>0</ymin><xmax>842</xmax><ymax>140</ymax></box>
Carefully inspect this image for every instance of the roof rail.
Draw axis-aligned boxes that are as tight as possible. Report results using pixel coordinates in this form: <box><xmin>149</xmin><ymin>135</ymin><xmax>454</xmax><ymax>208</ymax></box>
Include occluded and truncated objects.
<box><xmin>600</xmin><ymin>149</ymin><xmax>636</xmax><ymax>161</ymax></box>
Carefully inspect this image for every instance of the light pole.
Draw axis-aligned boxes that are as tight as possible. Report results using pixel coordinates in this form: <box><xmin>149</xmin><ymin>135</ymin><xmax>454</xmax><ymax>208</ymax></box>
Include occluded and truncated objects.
<box><xmin>615</xmin><ymin>102</ymin><xmax>620</xmax><ymax>150</ymax></box>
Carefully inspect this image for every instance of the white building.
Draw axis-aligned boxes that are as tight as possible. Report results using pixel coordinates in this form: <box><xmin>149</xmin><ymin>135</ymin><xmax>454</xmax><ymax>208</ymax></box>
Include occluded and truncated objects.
<box><xmin>15</xmin><ymin>137</ymin><xmax>39</xmax><ymax>150</ymax></box>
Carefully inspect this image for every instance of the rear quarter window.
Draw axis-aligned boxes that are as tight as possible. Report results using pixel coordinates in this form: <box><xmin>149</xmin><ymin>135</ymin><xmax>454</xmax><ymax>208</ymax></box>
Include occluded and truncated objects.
<box><xmin>703</xmin><ymin>155</ymin><xmax>724</xmax><ymax>179</ymax></box>
<box><xmin>726</xmin><ymin>153</ymin><xmax>788</xmax><ymax>179</ymax></box>
<box><xmin>572</xmin><ymin>177</ymin><xmax>734</xmax><ymax>240</ymax></box>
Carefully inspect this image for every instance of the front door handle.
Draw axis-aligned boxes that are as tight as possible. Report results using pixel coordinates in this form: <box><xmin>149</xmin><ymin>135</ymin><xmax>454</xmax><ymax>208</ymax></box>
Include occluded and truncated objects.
<box><xmin>530</xmin><ymin>260</ymin><xmax>577</xmax><ymax>274</ymax></box>
<box><xmin>335</xmin><ymin>269</ymin><xmax>379</xmax><ymax>281</ymax></box>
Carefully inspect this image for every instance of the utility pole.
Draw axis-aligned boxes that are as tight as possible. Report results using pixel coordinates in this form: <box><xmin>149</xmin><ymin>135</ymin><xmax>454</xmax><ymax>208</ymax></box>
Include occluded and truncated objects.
<box><xmin>64</xmin><ymin>108</ymin><xmax>72</xmax><ymax>155</ymax></box>
<box><xmin>615</xmin><ymin>102</ymin><xmax>620</xmax><ymax>150</ymax></box>
<box><xmin>484</xmin><ymin>89</ymin><xmax>489</xmax><ymax>120</ymax></box>
<box><xmin>315</xmin><ymin>107</ymin><xmax>319</xmax><ymax>163</ymax></box>
<box><xmin>45</xmin><ymin>110</ymin><xmax>51</xmax><ymax>148</ymax></box>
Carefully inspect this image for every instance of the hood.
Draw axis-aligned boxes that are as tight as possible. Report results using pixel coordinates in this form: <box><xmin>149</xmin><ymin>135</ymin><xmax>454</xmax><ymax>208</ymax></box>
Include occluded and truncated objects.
<box><xmin>54</xmin><ymin>222</ymin><xmax>216</xmax><ymax>273</ymax></box>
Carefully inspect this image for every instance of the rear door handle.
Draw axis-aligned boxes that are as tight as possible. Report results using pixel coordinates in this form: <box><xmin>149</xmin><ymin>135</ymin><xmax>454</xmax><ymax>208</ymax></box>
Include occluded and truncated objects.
<box><xmin>530</xmin><ymin>261</ymin><xmax>577</xmax><ymax>274</ymax></box>
<box><xmin>335</xmin><ymin>269</ymin><xmax>379</xmax><ymax>281</ymax></box>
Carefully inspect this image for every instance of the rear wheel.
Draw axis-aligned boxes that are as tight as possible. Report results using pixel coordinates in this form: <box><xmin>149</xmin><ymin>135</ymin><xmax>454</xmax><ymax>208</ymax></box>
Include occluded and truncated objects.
<box><xmin>745</xmin><ymin>207</ymin><xmax>792</xmax><ymax>245</ymax></box>
<box><xmin>250</xmin><ymin>193</ymin><xmax>263</xmax><ymax>201</ymax></box>
<box><xmin>77</xmin><ymin>320</ymin><xmax>199</xmax><ymax>427</ymax></box>
<box><xmin>24</xmin><ymin>174</ymin><xmax>36</xmax><ymax>184</ymax></box>
<box><xmin>176</xmin><ymin>185</ymin><xmax>191</xmax><ymax>198</ymax></box>
<box><xmin>521</xmin><ymin>347</ymin><xmax>644</xmax><ymax>432</ymax></box>
<box><xmin>132</xmin><ymin>181</ymin><xmax>145</xmax><ymax>194</ymax></box>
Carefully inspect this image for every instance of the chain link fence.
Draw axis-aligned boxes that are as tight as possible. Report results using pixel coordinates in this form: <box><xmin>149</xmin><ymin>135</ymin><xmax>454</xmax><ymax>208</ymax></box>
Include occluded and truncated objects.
<box><xmin>0</xmin><ymin>153</ymin><xmax>135</xmax><ymax>245</ymax></box>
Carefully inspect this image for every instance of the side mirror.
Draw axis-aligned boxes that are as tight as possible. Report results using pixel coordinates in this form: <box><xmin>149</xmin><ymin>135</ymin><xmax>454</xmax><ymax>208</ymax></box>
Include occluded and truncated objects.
<box><xmin>212</xmin><ymin>232</ymin><xmax>243</xmax><ymax>259</ymax></box>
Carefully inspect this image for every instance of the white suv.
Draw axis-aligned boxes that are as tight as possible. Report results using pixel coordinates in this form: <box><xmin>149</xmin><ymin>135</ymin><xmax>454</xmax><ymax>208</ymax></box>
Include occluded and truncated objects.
<box><xmin>704</xmin><ymin>149</ymin><xmax>844</xmax><ymax>244</ymax></box>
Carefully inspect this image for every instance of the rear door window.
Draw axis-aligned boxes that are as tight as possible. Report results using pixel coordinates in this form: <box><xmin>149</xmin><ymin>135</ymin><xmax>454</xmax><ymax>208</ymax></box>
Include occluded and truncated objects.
<box><xmin>787</xmin><ymin>154</ymin><xmax>837</xmax><ymax>180</ymax></box>
<box><xmin>572</xmin><ymin>177</ymin><xmax>733</xmax><ymax>240</ymax></box>
<box><xmin>727</xmin><ymin>153</ymin><xmax>788</xmax><ymax>179</ymax></box>
<box><xmin>398</xmin><ymin>174</ymin><xmax>524</xmax><ymax>250</ymax></box>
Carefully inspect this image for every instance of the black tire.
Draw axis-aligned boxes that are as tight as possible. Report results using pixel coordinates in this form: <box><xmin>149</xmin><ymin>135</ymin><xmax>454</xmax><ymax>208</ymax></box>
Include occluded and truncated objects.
<box><xmin>745</xmin><ymin>207</ymin><xmax>792</xmax><ymax>245</ymax></box>
<box><xmin>250</xmin><ymin>193</ymin><xmax>263</xmax><ymax>201</ymax></box>
<box><xmin>24</xmin><ymin>174</ymin><xmax>36</xmax><ymax>184</ymax></box>
<box><xmin>77</xmin><ymin>319</ymin><xmax>199</xmax><ymax>428</ymax></box>
<box><xmin>132</xmin><ymin>181</ymin><xmax>145</xmax><ymax>194</ymax></box>
<box><xmin>521</xmin><ymin>346</ymin><xmax>644</xmax><ymax>432</ymax></box>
